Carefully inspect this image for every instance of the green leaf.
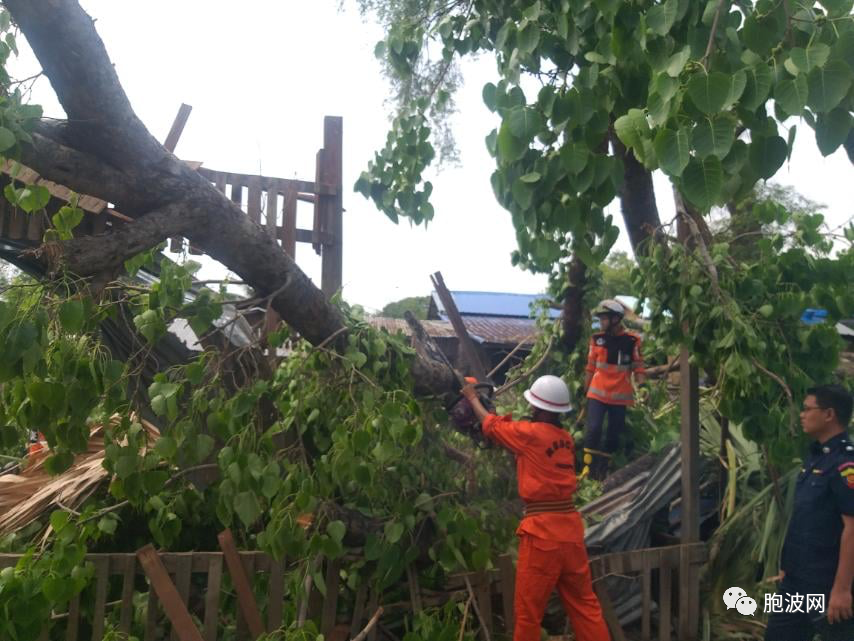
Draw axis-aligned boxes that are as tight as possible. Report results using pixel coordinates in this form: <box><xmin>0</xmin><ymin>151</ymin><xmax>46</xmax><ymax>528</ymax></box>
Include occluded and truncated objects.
<box><xmin>807</xmin><ymin>60</ymin><xmax>852</xmax><ymax>113</ymax></box>
<box><xmin>154</xmin><ymin>436</ymin><xmax>177</xmax><ymax>459</ymax></box>
<box><xmin>50</xmin><ymin>510</ymin><xmax>70</xmax><ymax>532</ymax></box>
<box><xmin>743</xmin><ymin>12</ymin><xmax>785</xmax><ymax>55</ymax></box>
<box><xmin>758</xmin><ymin>304</ymin><xmax>774</xmax><ymax>318</ymax></box>
<box><xmin>385</xmin><ymin>520</ymin><xmax>405</xmax><ymax>544</ymax></box>
<box><xmin>647</xmin><ymin>92</ymin><xmax>670</xmax><ymax>126</ymax></box>
<box><xmin>496</xmin><ymin>121</ymin><xmax>526</xmax><ymax>163</ymax></box>
<box><xmin>511</xmin><ymin>179</ymin><xmax>534</xmax><ymax>209</ymax></box>
<box><xmin>655</xmin><ymin>128</ymin><xmax>691</xmax><ymax>177</ymax></box>
<box><xmin>327</xmin><ymin>520</ymin><xmax>346</xmax><ymax>543</ymax></box>
<box><xmin>789</xmin><ymin>43</ymin><xmax>830</xmax><ymax>74</ymax></box>
<box><xmin>748</xmin><ymin>135</ymin><xmax>788</xmax><ymax>179</ymax></box>
<box><xmin>815</xmin><ymin>108</ymin><xmax>853</xmax><ymax>156</ymax></box>
<box><xmin>614</xmin><ymin>109</ymin><xmax>649</xmax><ymax>150</ymax></box>
<box><xmin>666</xmin><ymin>46</ymin><xmax>690</xmax><ymax>77</ymax></box>
<box><xmin>724</xmin><ymin>70</ymin><xmax>747</xmax><ymax>109</ymax></box>
<box><xmin>519</xmin><ymin>171</ymin><xmax>541</xmax><ymax>183</ymax></box>
<box><xmin>518</xmin><ymin>23</ymin><xmax>540</xmax><ymax>54</ymax></box>
<box><xmin>559</xmin><ymin>143</ymin><xmax>588</xmax><ymax>174</ymax></box>
<box><xmin>98</xmin><ymin>516</ymin><xmax>117</xmax><ymax>535</ymax></box>
<box><xmin>687</xmin><ymin>72</ymin><xmax>732</xmax><ymax>114</ymax></box>
<box><xmin>507</xmin><ymin>107</ymin><xmax>544</xmax><ymax>143</ymax></box>
<box><xmin>692</xmin><ymin>115</ymin><xmax>736</xmax><ymax>159</ymax></box>
<box><xmin>234</xmin><ymin>491</ymin><xmax>261</xmax><ymax>527</ymax></box>
<box><xmin>647</xmin><ymin>0</ymin><xmax>678</xmax><ymax>36</ymax></box>
<box><xmin>523</xmin><ymin>0</ymin><xmax>541</xmax><ymax>21</ymax></box>
<box><xmin>774</xmin><ymin>74</ymin><xmax>809</xmax><ymax>117</ymax></box>
<box><xmin>0</xmin><ymin>126</ymin><xmax>15</xmax><ymax>152</ymax></box>
<box><xmin>58</xmin><ymin>299</ymin><xmax>85</xmax><ymax>333</ymax></box>
<box><xmin>741</xmin><ymin>63</ymin><xmax>773</xmax><ymax>110</ymax></box>
<box><xmin>194</xmin><ymin>434</ymin><xmax>215</xmax><ymax>461</ymax></box>
<box><xmin>482</xmin><ymin>83</ymin><xmax>497</xmax><ymax>111</ymax></box>
<box><xmin>682</xmin><ymin>156</ymin><xmax>723</xmax><ymax>210</ymax></box>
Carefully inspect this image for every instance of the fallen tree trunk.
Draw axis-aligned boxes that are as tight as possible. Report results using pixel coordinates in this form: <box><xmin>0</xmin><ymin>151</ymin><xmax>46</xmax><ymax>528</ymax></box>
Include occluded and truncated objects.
<box><xmin>4</xmin><ymin>0</ymin><xmax>458</xmax><ymax>396</ymax></box>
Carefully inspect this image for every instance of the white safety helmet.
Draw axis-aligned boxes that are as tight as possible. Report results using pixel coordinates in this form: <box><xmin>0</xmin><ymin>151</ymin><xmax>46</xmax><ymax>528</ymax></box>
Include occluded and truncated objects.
<box><xmin>523</xmin><ymin>375</ymin><xmax>573</xmax><ymax>413</ymax></box>
<box><xmin>593</xmin><ymin>298</ymin><xmax>624</xmax><ymax>317</ymax></box>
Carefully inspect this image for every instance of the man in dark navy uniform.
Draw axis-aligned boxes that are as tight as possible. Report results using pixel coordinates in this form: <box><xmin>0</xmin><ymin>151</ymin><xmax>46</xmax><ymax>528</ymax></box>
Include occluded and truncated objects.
<box><xmin>765</xmin><ymin>384</ymin><xmax>854</xmax><ymax>640</ymax></box>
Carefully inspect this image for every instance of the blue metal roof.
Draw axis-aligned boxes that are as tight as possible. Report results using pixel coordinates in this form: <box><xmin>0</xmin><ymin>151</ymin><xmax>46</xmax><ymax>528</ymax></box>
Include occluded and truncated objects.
<box><xmin>431</xmin><ymin>290</ymin><xmax>561</xmax><ymax>319</ymax></box>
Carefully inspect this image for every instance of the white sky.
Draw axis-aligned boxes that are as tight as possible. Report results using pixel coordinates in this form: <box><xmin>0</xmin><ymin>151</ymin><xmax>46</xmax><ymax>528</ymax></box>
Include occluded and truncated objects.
<box><xmin>10</xmin><ymin>1</ymin><xmax>853</xmax><ymax>312</ymax></box>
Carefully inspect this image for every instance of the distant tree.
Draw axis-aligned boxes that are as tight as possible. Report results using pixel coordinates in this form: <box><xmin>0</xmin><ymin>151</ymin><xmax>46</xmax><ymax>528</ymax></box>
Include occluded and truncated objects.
<box><xmin>380</xmin><ymin>294</ymin><xmax>430</xmax><ymax>319</ymax></box>
<box><xmin>596</xmin><ymin>250</ymin><xmax>637</xmax><ymax>301</ymax></box>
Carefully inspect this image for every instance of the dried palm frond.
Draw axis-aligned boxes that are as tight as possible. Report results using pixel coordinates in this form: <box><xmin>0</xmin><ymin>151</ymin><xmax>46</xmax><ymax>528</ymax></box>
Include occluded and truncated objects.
<box><xmin>0</xmin><ymin>415</ymin><xmax>159</xmax><ymax>535</ymax></box>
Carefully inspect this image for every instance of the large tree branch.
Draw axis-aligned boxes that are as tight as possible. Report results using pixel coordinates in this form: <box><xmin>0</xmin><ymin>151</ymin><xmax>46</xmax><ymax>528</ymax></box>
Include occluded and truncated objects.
<box><xmin>611</xmin><ymin>134</ymin><xmax>663</xmax><ymax>257</ymax></box>
<box><xmin>31</xmin><ymin>203</ymin><xmax>190</xmax><ymax>277</ymax></box>
<box><xmin>5</xmin><ymin>0</ymin><xmax>166</xmax><ymax>169</ymax></box>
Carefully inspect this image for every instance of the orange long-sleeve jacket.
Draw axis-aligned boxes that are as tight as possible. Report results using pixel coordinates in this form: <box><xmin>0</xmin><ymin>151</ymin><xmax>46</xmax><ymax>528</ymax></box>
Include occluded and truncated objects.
<box><xmin>482</xmin><ymin>414</ymin><xmax>585</xmax><ymax>543</ymax></box>
<box><xmin>585</xmin><ymin>328</ymin><xmax>645</xmax><ymax>406</ymax></box>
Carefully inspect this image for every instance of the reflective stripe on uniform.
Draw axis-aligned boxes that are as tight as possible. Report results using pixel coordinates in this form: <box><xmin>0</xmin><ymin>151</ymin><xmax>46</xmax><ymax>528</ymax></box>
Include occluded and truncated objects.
<box><xmin>588</xmin><ymin>387</ymin><xmax>634</xmax><ymax>402</ymax></box>
<box><xmin>593</xmin><ymin>361</ymin><xmax>631</xmax><ymax>372</ymax></box>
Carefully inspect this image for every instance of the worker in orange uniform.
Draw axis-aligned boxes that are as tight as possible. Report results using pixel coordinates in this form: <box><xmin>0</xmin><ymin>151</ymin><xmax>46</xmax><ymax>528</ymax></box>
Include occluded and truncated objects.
<box><xmin>581</xmin><ymin>299</ymin><xmax>645</xmax><ymax>481</ymax></box>
<box><xmin>461</xmin><ymin>375</ymin><xmax>611</xmax><ymax>641</ymax></box>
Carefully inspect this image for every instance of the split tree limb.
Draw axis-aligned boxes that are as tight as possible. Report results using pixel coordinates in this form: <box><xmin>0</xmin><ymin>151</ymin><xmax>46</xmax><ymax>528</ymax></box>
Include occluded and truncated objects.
<box><xmin>351</xmin><ymin>607</ymin><xmax>383</xmax><ymax>641</ymax></box>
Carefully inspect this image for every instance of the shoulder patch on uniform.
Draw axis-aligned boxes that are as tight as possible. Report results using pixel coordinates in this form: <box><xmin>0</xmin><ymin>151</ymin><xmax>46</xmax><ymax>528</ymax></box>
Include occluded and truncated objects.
<box><xmin>595</xmin><ymin>338</ymin><xmax>605</xmax><ymax>346</ymax></box>
<box><xmin>839</xmin><ymin>463</ymin><xmax>854</xmax><ymax>488</ymax></box>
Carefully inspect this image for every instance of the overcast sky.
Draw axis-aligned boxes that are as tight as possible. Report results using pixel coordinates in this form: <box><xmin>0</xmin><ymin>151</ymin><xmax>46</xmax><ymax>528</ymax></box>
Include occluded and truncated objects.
<box><xmin>10</xmin><ymin>1</ymin><xmax>853</xmax><ymax>311</ymax></box>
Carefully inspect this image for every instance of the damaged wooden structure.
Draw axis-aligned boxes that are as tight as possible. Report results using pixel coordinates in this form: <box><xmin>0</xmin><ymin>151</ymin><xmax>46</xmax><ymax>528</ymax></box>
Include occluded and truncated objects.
<box><xmin>0</xmin><ymin>105</ymin><xmax>344</xmax><ymax>297</ymax></box>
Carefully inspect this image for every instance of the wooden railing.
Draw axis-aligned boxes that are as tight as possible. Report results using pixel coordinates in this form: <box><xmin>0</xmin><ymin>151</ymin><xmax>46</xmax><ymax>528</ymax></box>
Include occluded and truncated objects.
<box><xmin>0</xmin><ymin>542</ymin><xmax>707</xmax><ymax>641</ymax></box>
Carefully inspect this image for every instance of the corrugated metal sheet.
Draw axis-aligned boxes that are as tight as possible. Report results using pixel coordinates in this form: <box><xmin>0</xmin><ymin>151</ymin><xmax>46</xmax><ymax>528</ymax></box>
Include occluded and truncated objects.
<box><xmin>368</xmin><ymin>316</ymin><xmax>540</xmax><ymax>347</ymax></box>
<box><xmin>431</xmin><ymin>290</ymin><xmax>561</xmax><ymax>319</ymax></box>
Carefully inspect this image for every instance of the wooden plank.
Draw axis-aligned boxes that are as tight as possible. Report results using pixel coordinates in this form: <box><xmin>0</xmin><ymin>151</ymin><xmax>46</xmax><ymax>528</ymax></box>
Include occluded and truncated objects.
<box><xmin>280</xmin><ymin>185</ymin><xmax>297</xmax><ymax>257</ymax></box>
<box><xmin>91</xmin><ymin>556</ymin><xmax>110</xmax><ymax>641</ymax></box>
<box><xmin>406</xmin><ymin>565</ymin><xmax>423</xmax><ymax>614</ymax></box>
<box><xmin>197</xmin><ymin>168</ymin><xmax>329</xmax><ymax>197</ymax></box>
<box><xmin>267</xmin><ymin>558</ymin><xmax>285</xmax><ymax>632</ymax></box>
<box><xmin>366</xmin><ymin>589</ymin><xmax>379</xmax><ymax>641</ymax></box>
<box><xmin>26</xmin><ymin>210</ymin><xmax>44</xmax><ymax>242</ymax></box>
<box><xmin>65</xmin><ymin>594</ymin><xmax>80</xmax><ymax>641</ymax></box>
<box><xmin>203</xmin><ymin>556</ymin><xmax>223</xmax><ymax>641</ymax></box>
<box><xmin>265</xmin><ymin>187</ymin><xmax>279</xmax><ymax>239</ymax></box>
<box><xmin>247</xmin><ymin>176</ymin><xmax>262</xmax><ymax>225</ymax></box>
<box><xmin>641</xmin><ymin>553</ymin><xmax>652</xmax><ymax>641</ymax></box>
<box><xmin>214</xmin><ymin>172</ymin><xmax>227</xmax><ymax>194</ymax></box>
<box><xmin>312</xmin><ymin>149</ymin><xmax>324</xmax><ymax>256</ymax></box>
<box><xmin>474</xmin><ymin>570</ymin><xmax>492</xmax><ymax>636</ymax></box>
<box><xmin>349</xmin><ymin>584</ymin><xmax>368</xmax><ymax>638</ymax></box>
<box><xmin>320</xmin><ymin>116</ymin><xmax>343</xmax><ymax>298</ymax></box>
<box><xmin>8</xmin><ymin>208</ymin><xmax>25</xmax><ymax>239</ymax></box>
<box><xmin>136</xmin><ymin>545</ymin><xmax>205</xmax><ymax>641</ymax></box>
<box><xmin>497</xmin><ymin>555</ymin><xmax>515</xmax><ymax>634</ymax></box>
<box><xmin>593</xmin><ymin>581</ymin><xmax>626</xmax><ymax>641</ymax></box>
<box><xmin>217</xmin><ymin>529</ymin><xmax>264</xmax><ymax>641</ymax></box>
<box><xmin>144</xmin><ymin>579</ymin><xmax>159</xmax><ymax>641</ymax></box>
<box><xmin>164</xmin><ymin>103</ymin><xmax>193</xmax><ymax>251</ymax></box>
<box><xmin>320</xmin><ymin>557</ymin><xmax>342</xmax><ymax>637</ymax></box>
<box><xmin>235</xmin><ymin>554</ymin><xmax>256</xmax><ymax>641</ymax></box>
<box><xmin>172</xmin><ymin>554</ymin><xmax>194</xmax><ymax>641</ymax></box>
<box><xmin>431</xmin><ymin>271</ymin><xmax>489</xmax><ymax>381</ymax></box>
<box><xmin>163</xmin><ymin>104</ymin><xmax>193</xmax><ymax>153</ymax></box>
<box><xmin>119</xmin><ymin>555</ymin><xmax>136</xmax><ymax>635</ymax></box>
<box><xmin>658</xmin><ymin>559</ymin><xmax>672</xmax><ymax>641</ymax></box>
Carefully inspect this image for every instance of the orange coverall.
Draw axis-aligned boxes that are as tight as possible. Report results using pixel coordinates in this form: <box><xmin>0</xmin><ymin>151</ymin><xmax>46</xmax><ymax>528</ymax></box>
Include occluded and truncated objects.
<box><xmin>482</xmin><ymin>414</ymin><xmax>611</xmax><ymax>641</ymax></box>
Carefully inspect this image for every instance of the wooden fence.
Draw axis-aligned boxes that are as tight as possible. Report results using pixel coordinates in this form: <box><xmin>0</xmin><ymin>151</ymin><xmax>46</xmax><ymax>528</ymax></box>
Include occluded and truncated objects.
<box><xmin>0</xmin><ymin>542</ymin><xmax>707</xmax><ymax>641</ymax></box>
<box><xmin>0</xmin><ymin>114</ymin><xmax>344</xmax><ymax>298</ymax></box>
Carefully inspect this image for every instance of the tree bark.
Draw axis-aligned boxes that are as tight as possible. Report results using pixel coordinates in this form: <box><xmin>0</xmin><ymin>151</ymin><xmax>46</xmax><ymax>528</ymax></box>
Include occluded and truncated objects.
<box><xmin>561</xmin><ymin>254</ymin><xmax>587</xmax><ymax>352</ymax></box>
<box><xmin>611</xmin><ymin>134</ymin><xmax>663</xmax><ymax>257</ymax></box>
<box><xmin>4</xmin><ymin>0</ymin><xmax>460</xmax><ymax>398</ymax></box>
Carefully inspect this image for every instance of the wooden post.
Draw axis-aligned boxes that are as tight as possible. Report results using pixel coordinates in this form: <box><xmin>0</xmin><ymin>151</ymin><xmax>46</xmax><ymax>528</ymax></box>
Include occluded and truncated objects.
<box><xmin>217</xmin><ymin>530</ymin><xmax>265</xmax><ymax>640</ymax></box>
<box><xmin>431</xmin><ymin>271</ymin><xmax>489</xmax><ymax>382</ymax></box>
<box><xmin>677</xmin><ymin>213</ymin><xmax>700</xmax><ymax>641</ymax></box>
<box><xmin>136</xmin><ymin>545</ymin><xmax>205</xmax><ymax>641</ymax></box>
<box><xmin>320</xmin><ymin>116</ymin><xmax>343</xmax><ymax>298</ymax></box>
<box><xmin>163</xmin><ymin>103</ymin><xmax>193</xmax><ymax>154</ymax></box>
<box><xmin>163</xmin><ymin>103</ymin><xmax>193</xmax><ymax>252</ymax></box>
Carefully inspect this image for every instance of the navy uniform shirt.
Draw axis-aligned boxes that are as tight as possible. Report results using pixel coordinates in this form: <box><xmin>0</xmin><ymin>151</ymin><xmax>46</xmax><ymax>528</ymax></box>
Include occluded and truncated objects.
<box><xmin>780</xmin><ymin>432</ymin><xmax>854</xmax><ymax>587</ymax></box>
